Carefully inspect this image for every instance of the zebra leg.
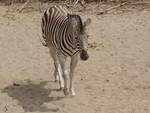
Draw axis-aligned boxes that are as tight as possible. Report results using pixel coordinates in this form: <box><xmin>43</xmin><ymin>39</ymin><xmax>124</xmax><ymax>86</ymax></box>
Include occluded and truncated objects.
<box><xmin>50</xmin><ymin>50</ymin><xmax>64</xmax><ymax>89</ymax></box>
<box><xmin>58</xmin><ymin>56</ymin><xmax>69</xmax><ymax>95</ymax></box>
<box><xmin>55</xmin><ymin>57</ymin><xmax>65</xmax><ymax>90</ymax></box>
<box><xmin>70</xmin><ymin>54</ymin><xmax>78</xmax><ymax>96</ymax></box>
<box><xmin>53</xmin><ymin>63</ymin><xmax>59</xmax><ymax>82</ymax></box>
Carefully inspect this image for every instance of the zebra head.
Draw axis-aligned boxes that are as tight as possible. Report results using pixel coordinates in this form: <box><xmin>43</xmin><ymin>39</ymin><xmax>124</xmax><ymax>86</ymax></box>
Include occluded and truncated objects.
<box><xmin>69</xmin><ymin>15</ymin><xmax>91</xmax><ymax>61</ymax></box>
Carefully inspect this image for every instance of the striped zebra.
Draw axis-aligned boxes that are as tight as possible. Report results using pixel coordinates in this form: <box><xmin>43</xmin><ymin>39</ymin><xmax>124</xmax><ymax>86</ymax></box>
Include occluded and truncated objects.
<box><xmin>41</xmin><ymin>5</ymin><xmax>91</xmax><ymax>96</ymax></box>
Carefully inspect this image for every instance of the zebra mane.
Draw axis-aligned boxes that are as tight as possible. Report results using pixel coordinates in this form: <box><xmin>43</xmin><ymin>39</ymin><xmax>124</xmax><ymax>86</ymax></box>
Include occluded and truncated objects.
<box><xmin>67</xmin><ymin>14</ymin><xmax>84</xmax><ymax>35</ymax></box>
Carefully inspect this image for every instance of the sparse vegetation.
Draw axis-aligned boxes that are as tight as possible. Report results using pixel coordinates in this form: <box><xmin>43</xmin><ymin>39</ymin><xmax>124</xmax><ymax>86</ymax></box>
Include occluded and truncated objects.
<box><xmin>0</xmin><ymin>0</ymin><xmax>149</xmax><ymax>13</ymax></box>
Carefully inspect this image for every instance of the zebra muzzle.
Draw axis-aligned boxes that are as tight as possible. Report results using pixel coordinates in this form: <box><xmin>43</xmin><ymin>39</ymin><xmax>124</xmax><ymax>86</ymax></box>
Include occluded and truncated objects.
<box><xmin>80</xmin><ymin>50</ymin><xmax>89</xmax><ymax>61</ymax></box>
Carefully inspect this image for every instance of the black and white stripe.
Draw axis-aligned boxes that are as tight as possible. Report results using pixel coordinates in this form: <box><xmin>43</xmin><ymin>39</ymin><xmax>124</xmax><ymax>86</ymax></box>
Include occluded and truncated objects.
<box><xmin>41</xmin><ymin>5</ymin><xmax>91</xmax><ymax>96</ymax></box>
<box><xmin>41</xmin><ymin>5</ymin><xmax>82</xmax><ymax>57</ymax></box>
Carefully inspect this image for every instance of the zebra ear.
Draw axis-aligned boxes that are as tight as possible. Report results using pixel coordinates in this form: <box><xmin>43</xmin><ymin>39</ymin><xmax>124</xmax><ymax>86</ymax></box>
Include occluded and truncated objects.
<box><xmin>83</xmin><ymin>18</ymin><xmax>91</xmax><ymax>28</ymax></box>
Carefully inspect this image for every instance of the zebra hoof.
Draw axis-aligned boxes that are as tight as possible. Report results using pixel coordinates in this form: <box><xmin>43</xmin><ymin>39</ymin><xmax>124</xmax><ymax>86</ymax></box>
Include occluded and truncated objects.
<box><xmin>70</xmin><ymin>89</ymin><xmax>76</xmax><ymax>96</ymax></box>
<box><xmin>64</xmin><ymin>88</ymin><xmax>69</xmax><ymax>95</ymax></box>
<box><xmin>70</xmin><ymin>91</ymin><xmax>76</xmax><ymax>96</ymax></box>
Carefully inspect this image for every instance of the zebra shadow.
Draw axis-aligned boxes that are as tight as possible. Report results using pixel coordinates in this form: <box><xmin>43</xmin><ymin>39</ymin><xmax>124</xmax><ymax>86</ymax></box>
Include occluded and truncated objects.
<box><xmin>1</xmin><ymin>80</ymin><xmax>63</xmax><ymax>112</ymax></box>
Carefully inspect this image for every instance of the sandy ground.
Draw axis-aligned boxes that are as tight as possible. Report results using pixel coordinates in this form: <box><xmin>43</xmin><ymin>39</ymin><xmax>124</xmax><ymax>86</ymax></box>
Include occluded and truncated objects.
<box><xmin>0</xmin><ymin>3</ymin><xmax>150</xmax><ymax>113</ymax></box>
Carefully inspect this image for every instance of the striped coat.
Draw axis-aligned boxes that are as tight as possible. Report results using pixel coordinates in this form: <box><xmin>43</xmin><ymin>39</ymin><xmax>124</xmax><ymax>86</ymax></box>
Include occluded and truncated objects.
<box><xmin>41</xmin><ymin>5</ymin><xmax>81</xmax><ymax>57</ymax></box>
<box><xmin>41</xmin><ymin>5</ymin><xmax>91</xmax><ymax>96</ymax></box>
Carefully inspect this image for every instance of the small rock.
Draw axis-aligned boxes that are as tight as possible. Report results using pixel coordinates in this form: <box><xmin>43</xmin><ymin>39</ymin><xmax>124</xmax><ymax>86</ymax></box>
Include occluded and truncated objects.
<box><xmin>13</xmin><ymin>83</ymin><xmax>20</xmax><ymax>86</ymax></box>
<box><xmin>105</xmin><ymin>79</ymin><xmax>110</xmax><ymax>82</ymax></box>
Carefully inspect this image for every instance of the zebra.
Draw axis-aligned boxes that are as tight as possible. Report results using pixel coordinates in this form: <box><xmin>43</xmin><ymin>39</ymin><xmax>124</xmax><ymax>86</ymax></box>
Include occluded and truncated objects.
<box><xmin>41</xmin><ymin>5</ymin><xmax>91</xmax><ymax>96</ymax></box>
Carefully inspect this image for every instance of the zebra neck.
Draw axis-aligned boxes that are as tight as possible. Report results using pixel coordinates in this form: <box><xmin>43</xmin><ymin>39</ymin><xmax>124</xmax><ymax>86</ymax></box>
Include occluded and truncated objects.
<box><xmin>66</xmin><ymin>33</ymin><xmax>76</xmax><ymax>49</ymax></box>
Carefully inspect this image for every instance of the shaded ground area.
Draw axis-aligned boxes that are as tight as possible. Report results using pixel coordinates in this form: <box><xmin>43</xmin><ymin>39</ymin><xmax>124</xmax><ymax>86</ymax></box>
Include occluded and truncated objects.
<box><xmin>0</xmin><ymin>2</ymin><xmax>150</xmax><ymax>113</ymax></box>
<box><xmin>2</xmin><ymin>81</ymin><xmax>63</xmax><ymax>112</ymax></box>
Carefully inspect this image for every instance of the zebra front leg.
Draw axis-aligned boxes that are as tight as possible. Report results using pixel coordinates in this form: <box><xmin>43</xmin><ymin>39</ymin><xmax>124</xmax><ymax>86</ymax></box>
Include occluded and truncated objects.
<box><xmin>50</xmin><ymin>50</ymin><xmax>64</xmax><ymax>89</ymax></box>
<box><xmin>70</xmin><ymin>54</ymin><xmax>78</xmax><ymax>96</ymax></box>
<box><xmin>58</xmin><ymin>56</ymin><xmax>69</xmax><ymax>95</ymax></box>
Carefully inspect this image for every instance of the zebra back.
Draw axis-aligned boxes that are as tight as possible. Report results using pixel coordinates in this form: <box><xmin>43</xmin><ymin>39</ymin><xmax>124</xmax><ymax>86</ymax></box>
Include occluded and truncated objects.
<box><xmin>41</xmin><ymin>5</ymin><xmax>70</xmax><ymax>46</ymax></box>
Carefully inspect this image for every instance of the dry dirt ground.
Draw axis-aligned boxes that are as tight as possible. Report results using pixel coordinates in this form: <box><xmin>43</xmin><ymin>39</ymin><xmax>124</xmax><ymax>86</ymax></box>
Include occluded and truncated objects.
<box><xmin>0</xmin><ymin>2</ymin><xmax>150</xmax><ymax>113</ymax></box>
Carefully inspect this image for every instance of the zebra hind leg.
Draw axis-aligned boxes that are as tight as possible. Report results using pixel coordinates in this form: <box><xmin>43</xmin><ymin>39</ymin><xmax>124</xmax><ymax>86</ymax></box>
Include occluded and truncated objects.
<box><xmin>53</xmin><ymin>63</ymin><xmax>59</xmax><ymax>82</ymax></box>
<box><xmin>54</xmin><ymin>59</ymin><xmax>64</xmax><ymax>90</ymax></box>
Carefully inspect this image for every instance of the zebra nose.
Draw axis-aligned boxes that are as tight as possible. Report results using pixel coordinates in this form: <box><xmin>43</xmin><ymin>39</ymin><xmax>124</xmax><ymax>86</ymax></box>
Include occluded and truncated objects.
<box><xmin>80</xmin><ymin>50</ymin><xmax>89</xmax><ymax>61</ymax></box>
